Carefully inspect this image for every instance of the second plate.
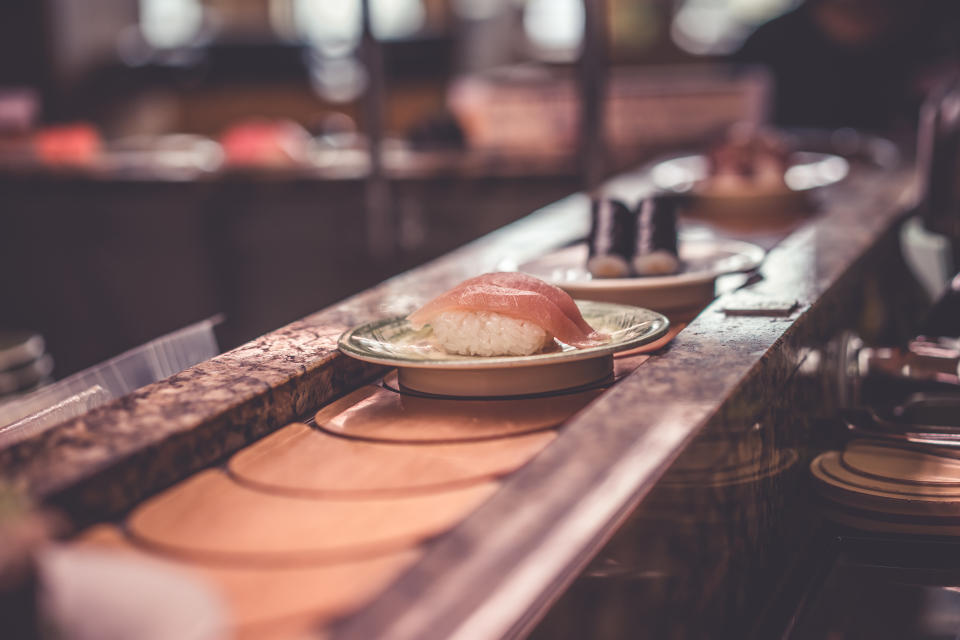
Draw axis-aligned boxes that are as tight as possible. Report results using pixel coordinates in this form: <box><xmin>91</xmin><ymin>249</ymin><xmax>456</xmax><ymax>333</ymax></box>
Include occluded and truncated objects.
<box><xmin>519</xmin><ymin>238</ymin><xmax>764</xmax><ymax>315</ymax></box>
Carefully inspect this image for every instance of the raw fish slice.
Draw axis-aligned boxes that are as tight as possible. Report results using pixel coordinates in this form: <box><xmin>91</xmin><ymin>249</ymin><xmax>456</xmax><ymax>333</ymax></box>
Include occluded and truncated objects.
<box><xmin>454</xmin><ymin>272</ymin><xmax>597</xmax><ymax>335</ymax></box>
<box><xmin>408</xmin><ymin>283</ymin><xmax>602</xmax><ymax>348</ymax></box>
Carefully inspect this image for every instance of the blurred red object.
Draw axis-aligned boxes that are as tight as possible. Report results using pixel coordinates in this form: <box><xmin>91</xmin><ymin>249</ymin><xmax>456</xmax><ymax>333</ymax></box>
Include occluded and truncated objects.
<box><xmin>219</xmin><ymin>119</ymin><xmax>313</xmax><ymax>168</ymax></box>
<box><xmin>33</xmin><ymin>124</ymin><xmax>101</xmax><ymax>166</ymax></box>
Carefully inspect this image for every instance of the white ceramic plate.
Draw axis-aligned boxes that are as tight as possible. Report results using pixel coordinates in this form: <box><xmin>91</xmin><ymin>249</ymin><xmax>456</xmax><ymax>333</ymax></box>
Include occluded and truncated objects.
<box><xmin>519</xmin><ymin>238</ymin><xmax>764</xmax><ymax>314</ymax></box>
<box><xmin>339</xmin><ymin>301</ymin><xmax>668</xmax><ymax>369</ymax></box>
<box><xmin>653</xmin><ymin>152</ymin><xmax>849</xmax><ymax>228</ymax></box>
<box><xmin>651</xmin><ymin>151</ymin><xmax>850</xmax><ymax>195</ymax></box>
<box><xmin>338</xmin><ymin>301</ymin><xmax>669</xmax><ymax>396</ymax></box>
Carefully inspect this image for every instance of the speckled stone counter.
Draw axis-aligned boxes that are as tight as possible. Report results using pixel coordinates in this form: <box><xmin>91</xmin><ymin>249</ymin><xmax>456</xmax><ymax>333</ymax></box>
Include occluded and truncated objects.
<box><xmin>0</xmin><ymin>157</ymin><xmax>920</xmax><ymax>637</ymax></box>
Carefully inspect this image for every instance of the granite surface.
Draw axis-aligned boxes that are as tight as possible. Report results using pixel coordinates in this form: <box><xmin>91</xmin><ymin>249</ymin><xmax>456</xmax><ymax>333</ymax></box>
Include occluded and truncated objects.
<box><xmin>0</xmin><ymin>322</ymin><xmax>385</xmax><ymax>522</ymax></box>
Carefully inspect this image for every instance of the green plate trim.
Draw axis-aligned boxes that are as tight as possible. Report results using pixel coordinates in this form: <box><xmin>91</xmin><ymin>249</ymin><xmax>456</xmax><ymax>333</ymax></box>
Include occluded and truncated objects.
<box><xmin>338</xmin><ymin>301</ymin><xmax>670</xmax><ymax>370</ymax></box>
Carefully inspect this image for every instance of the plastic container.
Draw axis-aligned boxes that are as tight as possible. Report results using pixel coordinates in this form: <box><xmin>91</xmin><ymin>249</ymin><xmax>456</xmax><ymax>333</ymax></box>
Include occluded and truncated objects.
<box><xmin>0</xmin><ymin>316</ymin><xmax>221</xmax><ymax>449</ymax></box>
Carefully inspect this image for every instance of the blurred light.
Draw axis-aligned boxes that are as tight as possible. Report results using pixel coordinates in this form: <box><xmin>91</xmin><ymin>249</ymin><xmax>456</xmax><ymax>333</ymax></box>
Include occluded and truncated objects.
<box><xmin>295</xmin><ymin>0</ymin><xmax>361</xmax><ymax>56</ymax></box>
<box><xmin>784</xmin><ymin>155</ymin><xmax>849</xmax><ymax>190</ymax></box>
<box><xmin>295</xmin><ymin>0</ymin><xmax>425</xmax><ymax>56</ymax></box>
<box><xmin>372</xmin><ymin>0</ymin><xmax>425</xmax><ymax>39</ymax></box>
<box><xmin>671</xmin><ymin>2</ymin><xmax>744</xmax><ymax>55</ymax></box>
<box><xmin>651</xmin><ymin>156</ymin><xmax>707</xmax><ymax>192</ymax></box>
<box><xmin>671</xmin><ymin>0</ymin><xmax>799</xmax><ymax>56</ymax></box>
<box><xmin>308</xmin><ymin>55</ymin><xmax>368</xmax><ymax>103</ymax></box>
<box><xmin>139</xmin><ymin>0</ymin><xmax>203</xmax><ymax>49</ymax></box>
<box><xmin>523</xmin><ymin>0</ymin><xmax>584</xmax><ymax>61</ymax></box>
<box><xmin>729</xmin><ymin>0</ymin><xmax>799</xmax><ymax>22</ymax></box>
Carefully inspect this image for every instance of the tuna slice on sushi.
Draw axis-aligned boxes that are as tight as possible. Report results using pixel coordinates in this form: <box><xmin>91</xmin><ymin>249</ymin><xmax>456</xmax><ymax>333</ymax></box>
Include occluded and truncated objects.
<box><xmin>408</xmin><ymin>273</ymin><xmax>605</xmax><ymax>357</ymax></box>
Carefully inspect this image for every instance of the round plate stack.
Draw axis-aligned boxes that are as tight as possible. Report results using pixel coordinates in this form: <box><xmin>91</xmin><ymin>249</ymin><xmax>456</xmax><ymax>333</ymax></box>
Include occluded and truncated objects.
<box><xmin>811</xmin><ymin>439</ymin><xmax>960</xmax><ymax>535</ymax></box>
<box><xmin>0</xmin><ymin>330</ymin><xmax>52</xmax><ymax>403</ymax></box>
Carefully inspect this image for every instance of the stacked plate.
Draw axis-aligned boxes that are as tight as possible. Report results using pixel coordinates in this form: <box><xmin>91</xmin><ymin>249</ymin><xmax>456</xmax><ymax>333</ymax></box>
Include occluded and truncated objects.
<box><xmin>812</xmin><ymin>441</ymin><xmax>960</xmax><ymax>535</ymax></box>
<box><xmin>812</xmin><ymin>399</ymin><xmax>960</xmax><ymax>535</ymax></box>
<box><xmin>0</xmin><ymin>330</ymin><xmax>52</xmax><ymax>402</ymax></box>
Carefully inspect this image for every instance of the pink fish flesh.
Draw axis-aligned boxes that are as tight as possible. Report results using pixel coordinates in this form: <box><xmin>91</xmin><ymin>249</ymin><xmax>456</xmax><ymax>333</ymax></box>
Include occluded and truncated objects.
<box><xmin>408</xmin><ymin>273</ymin><xmax>604</xmax><ymax>348</ymax></box>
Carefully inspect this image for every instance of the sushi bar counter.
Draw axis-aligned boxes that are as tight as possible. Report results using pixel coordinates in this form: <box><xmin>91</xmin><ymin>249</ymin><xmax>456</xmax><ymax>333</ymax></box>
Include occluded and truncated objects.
<box><xmin>0</xmin><ymin>155</ymin><xmax>584</xmax><ymax>377</ymax></box>
<box><xmin>0</xmin><ymin>154</ymin><xmax>925</xmax><ymax>638</ymax></box>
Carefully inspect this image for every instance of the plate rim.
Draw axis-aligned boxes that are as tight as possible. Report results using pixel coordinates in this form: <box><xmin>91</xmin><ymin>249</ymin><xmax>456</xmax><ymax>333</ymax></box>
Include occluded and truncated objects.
<box><xmin>652</xmin><ymin>150</ymin><xmax>849</xmax><ymax>196</ymax></box>
<box><xmin>338</xmin><ymin>300</ymin><xmax>670</xmax><ymax>370</ymax></box>
<box><xmin>520</xmin><ymin>237</ymin><xmax>765</xmax><ymax>291</ymax></box>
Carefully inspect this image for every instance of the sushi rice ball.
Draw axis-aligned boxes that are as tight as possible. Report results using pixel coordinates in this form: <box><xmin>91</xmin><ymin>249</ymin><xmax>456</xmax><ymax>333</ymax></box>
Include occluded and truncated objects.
<box><xmin>429</xmin><ymin>310</ymin><xmax>550</xmax><ymax>356</ymax></box>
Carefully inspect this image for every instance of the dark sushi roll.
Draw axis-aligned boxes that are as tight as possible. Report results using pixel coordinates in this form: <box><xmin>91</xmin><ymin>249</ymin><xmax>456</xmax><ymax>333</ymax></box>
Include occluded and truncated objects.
<box><xmin>587</xmin><ymin>198</ymin><xmax>634</xmax><ymax>278</ymax></box>
<box><xmin>632</xmin><ymin>195</ymin><xmax>680</xmax><ymax>276</ymax></box>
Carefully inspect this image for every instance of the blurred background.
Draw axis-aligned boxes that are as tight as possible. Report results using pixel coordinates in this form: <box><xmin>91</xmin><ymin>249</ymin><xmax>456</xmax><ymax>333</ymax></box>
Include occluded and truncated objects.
<box><xmin>0</xmin><ymin>0</ymin><xmax>957</xmax><ymax>385</ymax></box>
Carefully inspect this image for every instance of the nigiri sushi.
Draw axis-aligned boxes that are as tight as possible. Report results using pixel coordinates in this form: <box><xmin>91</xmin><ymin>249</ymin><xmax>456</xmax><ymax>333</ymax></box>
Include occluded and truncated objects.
<box><xmin>408</xmin><ymin>273</ymin><xmax>604</xmax><ymax>356</ymax></box>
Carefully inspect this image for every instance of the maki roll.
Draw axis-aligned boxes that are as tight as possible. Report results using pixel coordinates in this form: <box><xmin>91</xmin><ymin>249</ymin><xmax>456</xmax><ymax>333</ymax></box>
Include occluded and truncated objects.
<box><xmin>632</xmin><ymin>196</ymin><xmax>680</xmax><ymax>276</ymax></box>
<box><xmin>587</xmin><ymin>198</ymin><xmax>634</xmax><ymax>278</ymax></box>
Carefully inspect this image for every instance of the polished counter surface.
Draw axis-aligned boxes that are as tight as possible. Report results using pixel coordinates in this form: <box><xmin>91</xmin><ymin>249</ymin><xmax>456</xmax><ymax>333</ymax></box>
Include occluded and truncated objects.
<box><xmin>0</xmin><ymin>158</ymin><xmax>918</xmax><ymax>638</ymax></box>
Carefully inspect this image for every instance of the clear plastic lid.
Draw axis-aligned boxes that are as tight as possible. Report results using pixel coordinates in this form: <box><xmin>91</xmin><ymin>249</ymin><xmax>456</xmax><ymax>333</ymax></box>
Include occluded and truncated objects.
<box><xmin>0</xmin><ymin>316</ymin><xmax>222</xmax><ymax>449</ymax></box>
